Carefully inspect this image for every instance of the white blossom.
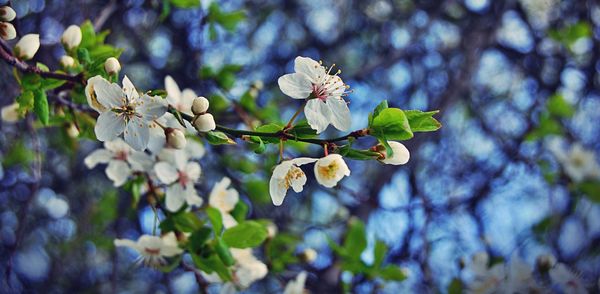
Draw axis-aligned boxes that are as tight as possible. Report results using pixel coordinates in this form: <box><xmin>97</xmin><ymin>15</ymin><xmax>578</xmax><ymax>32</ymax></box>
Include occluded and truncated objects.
<box><xmin>160</xmin><ymin>76</ymin><xmax>197</xmax><ymax>133</ymax></box>
<box><xmin>0</xmin><ymin>21</ymin><xmax>15</xmax><ymax>40</ymax></box>
<box><xmin>84</xmin><ymin>138</ymin><xmax>153</xmax><ymax>187</ymax></box>
<box><xmin>165</xmin><ymin>128</ymin><xmax>186</xmax><ymax>149</ymax></box>
<box><xmin>548</xmin><ymin>138</ymin><xmax>600</xmax><ymax>182</ymax></box>
<box><xmin>60</xmin><ymin>55</ymin><xmax>75</xmax><ymax>68</ymax></box>
<box><xmin>61</xmin><ymin>25</ymin><xmax>82</xmax><ymax>50</ymax></box>
<box><xmin>114</xmin><ymin>232</ymin><xmax>182</xmax><ymax>267</ymax></box>
<box><xmin>0</xmin><ymin>6</ymin><xmax>16</xmax><ymax>22</ymax></box>
<box><xmin>269</xmin><ymin>157</ymin><xmax>317</xmax><ymax>206</ymax></box>
<box><xmin>14</xmin><ymin>34</ymin><xmax>40</xmax><ymax>60</ymax></box>
<box><xmin>104</xmin><ymin>57</ymin><xmax>121</xmax><ymax>75</ymax></box>
<box><xmin>283</xmin><ymin>271</ymin><xmax>308</xmax><ymax>294</ymax></box>
<box><xmin>90</xmin><ymin>75</ymin><xmax>167</xmax><ymax>151</ymax></box>
<box><xmin>379</xmin><ymin>141</ymin><xmax>410</xmax><ymax>165</ymax></box>
<box><xmin>231</xmin><ymin>248</ymin><xmax>268</xmax><ymax>288</ymax></box>
<box><xmin>85</xmin><ymin>75</ymin><xmax>108</xmax><ymax>112</ymax></box>
<box><xmin>314</xmin><ymin>154</ymin><xmax>350</xmax><ymax>188</ymax></box>
<box><xmin>1</xmin><ymin>102</ymin><xmax>19</xmax><ymax>123</ymax></box>
<box><xmin>154</xmin><ymin>149</ymin><xmax>203</xmax><ymax>212</ymax></box>
<box><xmin>549</xmin><ymin>263</ymin><xmax>587</xmax><ymax>294</ymax></box>
<box><xmin>209</xmin><ymin>177</ymin><xmax>239</xmax><ymax>213</ymax></box>
<box><xmin>278</xmin><ymin>56</ymin><xmax>351</xmax><ymax>133</ymax></box>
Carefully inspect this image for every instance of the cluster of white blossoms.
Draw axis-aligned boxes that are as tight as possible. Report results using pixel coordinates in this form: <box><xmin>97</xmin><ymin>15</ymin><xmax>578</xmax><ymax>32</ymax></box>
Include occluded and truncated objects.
<box><xmin>547</xmin><ymin>137</ymin><xmax>600</xmax><ymax>183</ymax></box>
<box><xmin>463</xmin><ymin>252</ymin><xmax>588</xmax><ymax>294</ymax></box>
<box><xmin>114</xmin><ymin>232</ymin><xmax>183</xmax><ymax>267</ymax></box>
<box><xmin>270</xmin><ymin>56</ymin><xmax>411</xmax><ymax>206</ymax></box>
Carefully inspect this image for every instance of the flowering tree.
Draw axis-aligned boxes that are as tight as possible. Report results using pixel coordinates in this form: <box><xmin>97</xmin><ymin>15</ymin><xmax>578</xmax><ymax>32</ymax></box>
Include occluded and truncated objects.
<box><xmin>0</xmin><ymin>0</ymin><xmax>599</xmax><ymax>293</ymax></box>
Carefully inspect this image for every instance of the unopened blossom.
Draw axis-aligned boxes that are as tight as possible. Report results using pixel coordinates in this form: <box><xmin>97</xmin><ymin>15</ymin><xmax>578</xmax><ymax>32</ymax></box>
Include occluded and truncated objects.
<box><xmin>192</xmin><ymin>96</ymin><xmax>209</xmax><ymax>115</ymax></box>
<box><xmin>1</xmin><ymin>102</ymin><xmax>19</xmax><ymax>123</ymax></box>
<box><xmin>278</xmin><ymin>56</ymin><xmax>351</xmax><ymax>133</ymax></box>
<box><xmin>0</xmin><ymin>21</ymin><xmax>15</xmax><ymax>40</ymax></box>
<box><xmin>85</xmin><ymin>75</ymin><xmax>108</xmax><ymax>112</ymax></box>
<box><xmin>549</xmin><ymin>263</ymin><xmax>587</xmax><ymax>294</ymax></box>
<box><xmin>114</xmin><ymin>232</ymin><xmax>182</xmax><ymax>267</ymax></box>
<box><xmin>301</xmin><ymin>248</ymin><xmax>317</xmax><ymax>263</ymax></box>
<box><xmin>154</xmin><ymin>149</ymin><xmax>203</xmax><ymax>212</ymax></box>
<box><xmin>84</xmin><ymin>138</ymin><xmax>153</xmax><ymax>187</ymax></box>
<box><xmin>270</xmin><ymin>157</ymin><xmax>318</xmax><ymax>206</ymax></box>
<box><xmin>61</xmin><ymin>25</ymin><xmax>82</xmax><ymax>50</ymax></box>
<box><xmin>209</xmin><ymin>177</ymin><xmax>239</xmax><ymax>213</ymax></box>
<box><xmin>60</xmin><ymin>55</ymin><xmax>75</xmax><ymax>68</ymax></box>
<box><xmin>91</xmin><ymin>75</ymin><xmax>167</xmax><ymax>151</ymax></box>
<box><xmin>66</xmin><ymin>123</ymin><xmax>79</xmax><ymax>138</ymax></box>
<box><xmin>0</xmin><ymin>6</ymin><xmax>16</xmax><ymax>22</ymax></box>
<box><xmin>314</xmin><ymin>154</ymin><xmax>350</xmax><ymax>188</ymax></box>
<box><xmin>165</xmin><ymin>128</ymin><xmax>186</xmax><ymax>149</ymax></box>
<box><xmin>14</xmin><ymin>34</ymin><xmax>40</xmax><ymax>60</ymax></box>
<box><xmin>104</xmin><ymin>57</ymin><xmax>121</xmax><ymax>75</ymax></box>
<box><xmin>548</xmin><ymin>138</ymin><xmax>600</xmax><ymax>182</ymax></box>
<box><xmin>283</xmin><ymin>271</ymin><xmax>308</xmax><ymax>294</ymax></box>
<box><xmin>193</xmin><ymin>113</ymin><xmax>216</xmax><ymax>132</ymax></box>
<box><xmin>378</xmin><ymin>141</ymin><xmax>410</xmax><ymax>165</ymax></box>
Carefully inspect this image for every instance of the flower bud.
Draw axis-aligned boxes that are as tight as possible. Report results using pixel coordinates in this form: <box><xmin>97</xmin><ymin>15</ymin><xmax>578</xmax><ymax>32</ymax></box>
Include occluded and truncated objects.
<box><xmin>61</xmin><ymin>25</ymin><xmax>82</xmax><ymax>50</ymax></box>
<box><xmin>300</xmin><ymin>248</ymin><xmax>317</xmax><ymax>263</ymax></box>
<box><xmin>104</xmin><ymin>57</ymin><xmax>121</xmax><ymax>75</ymax></box>
<box><xmin>1</xmin><ymin>102</ymin><xmax>19</xmax><ymax>123</ymax></box>
<box><xmin>377</xmin><ymin>141</ymin><xmax>410</xmax><ymax>165</ymax></box>
<box><xmin>0</xmin><ymin>21</ymin><xmax>16</xmax><ymax>40</ymax></box>
<box><xmin>192</xmin><ymin>96</ymin><xmax>209</xmax><ymax>115</ymax></box>
<box><xmin>14</xmin><ymin>34</ymin><xmax>40</xmax><ymax>60</ymax></box>
<box><xmin>165</xmin><ymin>128</ymin><xmax>186</xmax><ymax>149</ymax></box>
<box><xmin>193</xmin><ymin>113</ymin><xmax>216</xmax><ymax>132</ymax></box>
<box><xmin>66</xmin><ymin>123</ymin><xmax>80</xmax><ymax>138</ymax></box>
<box><xmin>0</xmin><ymin>6</ymin><xmax>16</xmax><ymax>22</ymax></box>
<box><xmin>266</xmin><ymin>223</ymin><xmax>278</xmax><ymax>239</ymax></box>
<box><xmin>60</xmin><ymin>55</ymin><xmax>75</xmax><ymax>68</ymax></box>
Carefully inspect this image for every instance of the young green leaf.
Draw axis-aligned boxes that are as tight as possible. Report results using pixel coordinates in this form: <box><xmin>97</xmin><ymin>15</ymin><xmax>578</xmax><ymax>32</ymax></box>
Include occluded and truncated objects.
<box><xmin>206</xmin><ymin>207</ymin><xmax>224</xmax><ymax>234</ymax></box>
<box><xmin>370</xmin><ymin>108</ymin><xmax>413</xmax><ymax>140</ymax></box>
<box><xmin>404</xmin><ymin>110</ymin><xmax>442</xmax><ymax>132</ymax></box>
<box><xmin>222</xmin><ymin>221</ymin><xmax>268</xmax><ymax>248</ymax></box>
<box><xmin>33</xmin><ymin>89</ymin><xmax>49</xmax><ymax>125</ymax></box>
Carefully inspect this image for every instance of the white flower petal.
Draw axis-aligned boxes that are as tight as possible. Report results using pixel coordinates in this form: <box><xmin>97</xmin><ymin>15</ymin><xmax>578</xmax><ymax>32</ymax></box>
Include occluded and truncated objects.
<box><xmin>278</xmin><ymin>73</ymin><xmax>313</xmax><ymax>99</ymax></box>
<box><xmin>289</xmin><ymin>168</ymin><xmax>307</xmax><ymax>193</ymax></box>
<box><xmin>154</xmin><ymin>162</ymin><xmax>179</xmax><ymax>184</ymax></box>
<box><xmin>138</xmin><ymin>94</ymin><xmax>167</xmax><ymax>121</ymax></box>
<box><xmin>209</xmin><ymin>177</ymin><xmax>239</xmax><ymax>212</ymax></box>
<box><xmin>165</xmin><ymin>184</ymin><xmax>186</xmax><ymax>212</ymax></box>
<box><xmin>122</xmin><ymin>75</ymin><xmax>140</xmax><ymax>102</ymax></box>
<box><xmin>304</xmin><ymin>99</ymin><xmax>332</xmax><ymax>134</ymax></box>
<box><xmin>93</xmin><ymin>78</ymin><xmax>123</xmax><ymax>108</ymax></box>
<box><xmin>186</xmin><ymin>162</ymin><xmax>202</xmax><ymax>183</ymax></box>
<box><xmin>381</xmin><ymin>141</ymin><xmax>410</xmax><ymax>165</ymax></box>
<box><xmin>85</xmin><ymin>76</ymin><xmax>109</xmax><ymax>112</ymax></box>
<box><xmin>164</xmin><ymin>75</ymin><xmax>182</xmax><ymax>105</ymax></box>
<box><xmin>124</xmin><ymin>116</ymin><xmax>150</xmax><ymax>151</ymax></box>
<box><xmin>314</xmin><ymin>154</ymin><xmax>350</xmax><ymax>188</ymax></box>
<box><xmin>326</xmin><ymin>97</ymin><xmax>352</xmax><ymax>132</ymax></box>
<box><xmin>294</xmin><ymin>56</ymin><xmax>326</xmax><ymax>83</ymax></box>
<box><xmin>128</xmin><ymin>151</ymin><xmax>154</xmax><ymax>171</ymax></box>
<box><xmin>290</xmin><ymin>157</ymin><xmax>318</xmax><ymax>166</ymax></box>
<box><xmin>95</xmin><ymin>111</ymin><xmax>126</xmax><ymax>142</ymax></box>
<box><xmin>114</xmin><ymin>239</ymin><xmax>142</xmax><ymax>251</ymax></box>
<box><xmin>84</xmin><ymin>149</ymin><xmax>113</xmax><ymax>168</ymax></box>
<box><xmin>106</xmin><ymin>160</ymin><xmax>132</xmax><ymax>187</ymax></box>
<box><xmin>184</xmin><ymin>186</ymin><xmax>203</xmax><ymax>208</ymax></box>
<box><xmin>269</xmin><ymin>175</ymin><xmax>288</xmax><ymax>206</ymax></box>
<box><xmin>185</xmin><ymin>139</ymin><xmax>206</xmax><ymax>159</ymax></box>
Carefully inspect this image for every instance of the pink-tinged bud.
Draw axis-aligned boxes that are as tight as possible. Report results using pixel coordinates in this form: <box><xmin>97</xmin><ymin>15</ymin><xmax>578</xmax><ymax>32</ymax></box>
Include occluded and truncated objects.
<box><xmin>0</xmin><ymin>21</ymin><xmax>16</xmax><ymax>40</ymax></box>
<box><xmin>60</xmin><ymin>55</ymin><xmax>75</xmax><ymax>68</ymax></box>
<box><xmin>61</xmin><ymin>25</ymin><xmax>82</xmax><ymax>50</ymax></box>
<box><xmin>14</xmin><ymin>34</ymin><xmax>40</xmax><ymax>60</ymax></box>
<box><xmin>192</xmin><ymin>96</ymin><xmax>210</xmax><ymax>115</ymax></box>
<box><xmin>0</xmin><ymin>6</ymin><xmax>16</xmax><ymax>22</ymax></box>
<box><xmin>104</xmin><ymin>57</ymin><xmax>121</xmax><ymax>75</ymax></box>
<box><xmin>193</xmin><ymin>113</ymin><xmax>216</xmax><ymax>132</ymax></box>
<box><xmin>165</xmin><ymin>128</ymin><xmax>186</xmax><ymax>149</ymax></box>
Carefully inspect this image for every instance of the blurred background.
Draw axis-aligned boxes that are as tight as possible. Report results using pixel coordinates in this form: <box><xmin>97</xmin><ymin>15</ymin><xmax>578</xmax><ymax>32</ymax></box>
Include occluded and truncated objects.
<box><xmin>1</xmin><ymin>0</ymin><xmax>599</xmax><ymax>293</ymax></box>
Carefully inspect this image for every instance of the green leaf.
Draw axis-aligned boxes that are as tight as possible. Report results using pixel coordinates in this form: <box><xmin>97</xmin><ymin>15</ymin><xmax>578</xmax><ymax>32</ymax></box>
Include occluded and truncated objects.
<box><xmin>370</xmin><ymin>108</ymin><xmax>413</xmax><ymax>140</ymax></box>
<box><xmin>188</xmin><ymin>227</ymin><xmax>212</xmax><ymax>252</ymax></box>
<box><xmin>16</xmin><ymin>90</ymin><xmax>34</xmax><ymax>114</ymax></box>
<box><xmin>378</xmin><ymin>265</ymin><xmax>407</xmax><ymax>281</ymax></box>
<box><xmin>245</xmin><ymin>179</ymin><xmax>270</xmax><ymax>204</ymax></box>
<box><xmin>222</xmin><ymin>221</ymin><xmax>268</xmax><ymax>248</ymax></box>
<box><xmin>342</xmin><ymin>148</ymin><xmax>381</xmax><ymax>161</ymax></box>
<box><xmin>215</xmin><ymin>237</ymin><xmax>235</xmax><ymax>266</ymax></box>
<box><xmin>41</xmin><ymin>77</ymin><xmax>67</xmax><ymax>91</ymax></box>
<box><xmin>79</xmin><ymin>21</ymin><xmax>97</xmax><ymax>49</ymax></box>
<box><xmin>344</xmin><ymin>218</ymin><xmax>367</xmax><ymax>259</ymax></box>
<box><xmin>255</xmin><ymin>123</ymin><xmax>283</xmax><ymax>143</ymax></box>
<box><xmin>378</xmin><ymin>137</ymin><xmax>394</xmax><ymax>158</ymax></box>
<box><xmin>369</xmin><ymin>100</ymin><xmax>389</xmax><ymax>127</ymax></box>
<box><xmin>205</xmin><ymin>131</ymin><xmax>236</xmax><ymax>145</ymax></box>
<box><xmin>170</xmin><ymin>0</ymin><xmax>201</xmax><ymax>8</ymax></box>
<box><xmin>404</xmin><ymin>110</ymin><xmax>442</xmax><ymax>132</ymax></box>
<box><xmin>191</xmin><ymin>252</ymin><xmax>232</xmax><ymax>281</ymax></box>
<box><xmin>230</xmin><ymin>201</ymin><xmax>248</xmax><ymax>222</ymax></box>
<box><xmin>546</xmin><ymin>94</ymin><xmax>575</xmax><ymax>118</ymax></box>
<box><xmin>448</xmin><ymin>278</ymin><xmax>464</xmax><ymax>294</ymax></box>
<box><xmin>249</xmin><ymin>136</ymin><xmax>266</xmax><ymax>154</ymax></box>
<box><xmin>579</xmin><ymin>181</ymin><xmax>600</xmax><ymax>202</ymax></box>
<box><xmin>206</xmin><ymin>207</ymin><xmax>223</xmax><ymax>234</ymax></box>
<box><xmin>526</xmin><ymin>114</ymin><xmax>563</xmax><ymax>141</ymax></box>
<box><xmin>20</xmin><ymin>73</ymin><xmax>41</xmax><ymax>90</ymax></box>
<box><xmin>288</xmin><ymin>120</ymin><xmax>318</xmax><ymax>139</ymax></box>
<box><xmin>373</xmin><ymin>240</ymin><xmax>388</xmax><ymax>268</ymax></box>
<box><xmin>33</xmin><ymin>90</ymin><xmax>49</xmax><ymax>125</ymax></box>
<box><xmin>173</xmin><ymin>212</ymin><xmax>203</xmax><ymax>232</ymax></box>
<box><xmin>158</xmin><ymin>255</ymin><xmax>182</xmax><ymax>273</ymax></box>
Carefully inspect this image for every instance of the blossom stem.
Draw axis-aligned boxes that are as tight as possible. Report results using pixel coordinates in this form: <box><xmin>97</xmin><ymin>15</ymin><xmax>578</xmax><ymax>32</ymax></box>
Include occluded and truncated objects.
<box><xmin>279</xmin><ymin>140</ymin><xmax>284</xmax><ymax>162</ymax></box>
<box><xmin>284</xmin><ymin>100</ymin><xmax>306</xmax><ymax>129</ymax></box>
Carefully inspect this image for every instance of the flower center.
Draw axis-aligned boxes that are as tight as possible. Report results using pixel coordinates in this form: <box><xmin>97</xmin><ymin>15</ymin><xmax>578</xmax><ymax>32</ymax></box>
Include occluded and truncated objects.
<box><xmin>318</xmin><ymin>162</ymin><xmax>339</xmax><ymax>180</ymax></box>
<box><xmin>144</xmin><ymin>247</ymin><xmax>161</xmax><ymax>255</ymax></box>
<box><xmin>311</xmin><ymin>63</ymin><xmax>351</xmax><ymax>101</ymax></box>
<box><xmin>114</xmin><ymin>150</ymin><xmax>128</xmax><ymax>161</ymax></box>
<box><xmin>178</xmin><ymin>171</ymin><xmax>189</xmax><ymax>187</ymax></box>
<box><xmin>283</xmin><ymin>166</ymin><xmax>304</xmax><ymax>189</ymax></box>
